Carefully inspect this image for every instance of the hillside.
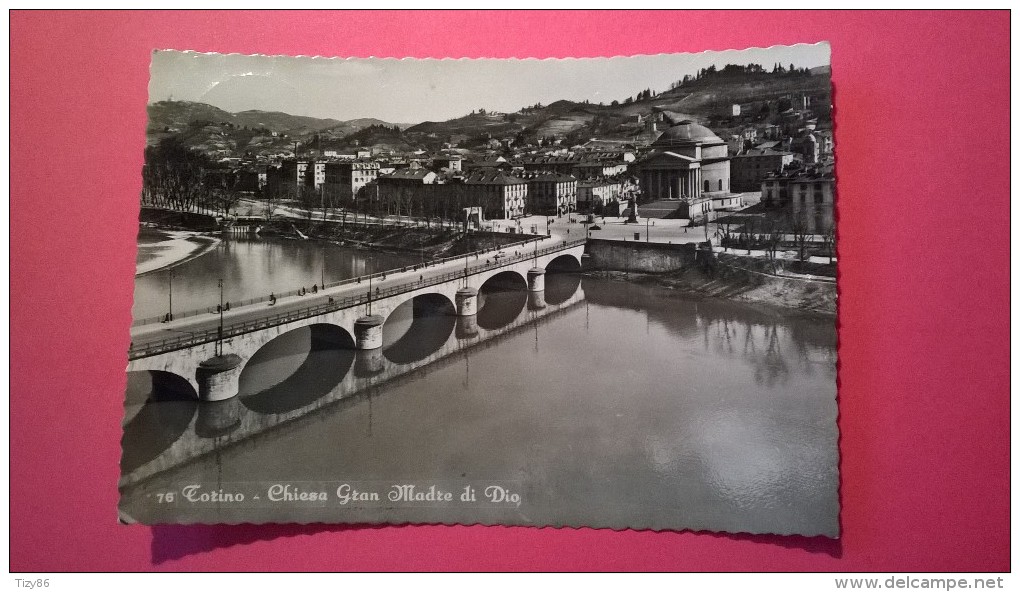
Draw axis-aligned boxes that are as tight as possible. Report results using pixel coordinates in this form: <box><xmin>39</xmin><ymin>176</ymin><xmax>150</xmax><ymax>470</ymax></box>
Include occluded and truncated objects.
<box><xmin>146</xmin><ymin>101</ymin><xmax>408</xmax><ymax>157</ymax></box>
<box><xmin>146</xmin><ymin>65</ymin><xmax>832</xmax><ymax>158</ymax></box>
<box><xmin>308</xmin><ymin>124</ymin><xmax>414</xmax><ymax>152</ymax></box>
<box><xmin>400</xmin><ymin>67</ymin><xmax>831</xmax><ymax>148</ymax></box>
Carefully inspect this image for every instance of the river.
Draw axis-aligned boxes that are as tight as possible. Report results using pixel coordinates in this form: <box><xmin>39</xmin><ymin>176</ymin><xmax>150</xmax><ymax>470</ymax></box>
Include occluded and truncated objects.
<box><xmin>133</xmin><ymin>230</ymin><xmax>418</xmax><ymax>322</ymax></box>
<box><xmin>123</xmin><ymin>235</ymin><xmax>839</xmax><ymax>537</ymax></box>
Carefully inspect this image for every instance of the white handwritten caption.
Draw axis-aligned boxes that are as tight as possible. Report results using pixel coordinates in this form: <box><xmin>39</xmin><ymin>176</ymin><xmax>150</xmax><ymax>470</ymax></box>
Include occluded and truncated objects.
<box><xmin>148</xmin><ymin>481</ymin><xmax>524</xmax><ymax>509</ymax></box>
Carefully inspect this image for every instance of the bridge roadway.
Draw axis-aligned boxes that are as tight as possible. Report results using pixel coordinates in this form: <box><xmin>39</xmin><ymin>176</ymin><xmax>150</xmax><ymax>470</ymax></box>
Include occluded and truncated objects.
<box><xmin>121</xmin><ymin>285</ymin><xmax>586</xmax><ymax>491</ymax></box>
<box><xmin>127</xmin><ymin>236</ymin><xmax>587</xmax><ymax>401</ymax></box>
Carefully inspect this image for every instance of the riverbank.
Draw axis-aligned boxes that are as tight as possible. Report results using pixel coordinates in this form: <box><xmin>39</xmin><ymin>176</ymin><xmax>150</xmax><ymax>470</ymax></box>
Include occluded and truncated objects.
<box><xmin>136</xmin><ymin>228</ymin><xmax>220</xmax><ymax>276</ymax></box>
<box><xmin>258</xmin><ymin>220</ymin><xmax>535</xmax><ymax>259</ymax></box>
<box><xmin>584</xmin><ymin>253</ymin><xmax>837</xmax><ymax>316</ymax></box>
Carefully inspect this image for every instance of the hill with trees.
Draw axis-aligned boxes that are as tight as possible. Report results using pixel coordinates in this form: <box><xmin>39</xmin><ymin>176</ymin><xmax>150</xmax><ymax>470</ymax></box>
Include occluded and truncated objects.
<box><xmin>147</xmin><ymin>63</ymin><xmax>832</xmax><ymax>157</ymax></box>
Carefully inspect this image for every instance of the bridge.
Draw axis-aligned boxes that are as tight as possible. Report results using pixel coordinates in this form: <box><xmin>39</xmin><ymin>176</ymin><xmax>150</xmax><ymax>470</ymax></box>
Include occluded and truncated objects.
<box><xmin>127</xmin><ymin>237</ymin><xmax>588</xmax><ymax>403</ymax></box>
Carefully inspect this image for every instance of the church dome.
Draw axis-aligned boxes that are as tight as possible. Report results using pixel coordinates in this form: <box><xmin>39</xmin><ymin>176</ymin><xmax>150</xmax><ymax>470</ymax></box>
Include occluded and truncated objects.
<box><xmin>652</xmin><ymin>120</ymin><xmax>724</xmax><ymax>146</ymax></box>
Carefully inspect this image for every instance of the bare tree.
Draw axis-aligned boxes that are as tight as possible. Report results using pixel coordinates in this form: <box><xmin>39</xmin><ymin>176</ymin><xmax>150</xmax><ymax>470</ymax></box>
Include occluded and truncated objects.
<box><xmin>762</xmin><ymin>216</ymin><xmax>784</xmax><ymax>271</ymax></box>
<box><xmin>822</xmin><ymin>222</ymin><xmax>836</xmax><ymax>265</ymax></box>
<box><xmin>715</xmin><ymin>222</ymin><xmax>734</xmax><ymax>252</ymax></box>
<box><xmin>738</xmin><ymin>217</ymin><xmax>756</xmax><ymax>255</ymax></box>
<box><xmin>790</xmin><ymin>213</ymin><xmax>810</xmax><ymax>265</ymax></box>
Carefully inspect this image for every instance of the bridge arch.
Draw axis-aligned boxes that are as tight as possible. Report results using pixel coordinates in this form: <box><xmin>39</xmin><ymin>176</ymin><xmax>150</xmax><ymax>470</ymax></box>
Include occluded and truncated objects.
<box><xmin>477</xmin><ymin>270</ymin><xmax>529</xmax><ymax>330</ymax></box>
<box><xmin>382</xmin><ymin>292</ymin><xmax>457</xmax><ymax>365</ymax></box>
<box><xmin>545</xmin><ymin>253</ymin><xmax>582</xmax><ymax>273</ymax></box>
<box><xmin>239</xmin><ymin>323</ymin><xmax>356</xmax><ymax>414</ymax></box>
<box><xmin>121</xmin><ymin>370</ymin><xmax>199</xmax><ymax>474</ymax></box>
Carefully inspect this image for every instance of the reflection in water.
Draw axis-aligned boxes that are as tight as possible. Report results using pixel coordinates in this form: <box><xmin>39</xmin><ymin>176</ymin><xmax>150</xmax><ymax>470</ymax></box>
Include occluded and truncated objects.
<box><xmin>121</xmin><ymin>372</ymin><xmax>198</xmax><ymax>474</ymax></box>
<box><xmin>544</xmin><ymin>272</ymin><xmax>581</xmax><ymax>306</ymax></box>
<box><xmin>133</xmin><ymin>238</ymin><xmax>418</xmax><ymax>321</ymax></box>
<box><xmin>456</xmin><ymin>315</ymin><xmax>479</xmax><ymax>339</ymax></box>
<box><xmin>123</xmin><ymin>270</ymin><xmax>836</xmax><ymax>536</ymax></box>
<box><xmin>383</xmin><ymin>295</ymin><xmax>457</xmax><ymax>364</ymax></box>
<box><xmin>354</xmin><ymin>348</ymin><xmax>386</xmax><ymax>378</ymax></box>
<box><xmin>477</xmin><ymin>271</ymin><xmax>528</xmax><ymax>330</ymax></box>
<box><xmin>239</xmin><ymin>325</ymin><xmax>356</xmax><ymax>414</ymax></box>
<box><xmin>195</xmin><ymin>398</ymin><xmax>242</xmax><ymax>438</ymax></box>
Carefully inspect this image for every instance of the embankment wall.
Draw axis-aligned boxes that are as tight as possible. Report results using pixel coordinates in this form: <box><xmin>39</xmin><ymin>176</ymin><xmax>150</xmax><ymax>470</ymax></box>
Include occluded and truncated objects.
<box><xmin>583</xmin><ymin>239</ymin><xmax>707</xmax><ymax>273</ymax></box>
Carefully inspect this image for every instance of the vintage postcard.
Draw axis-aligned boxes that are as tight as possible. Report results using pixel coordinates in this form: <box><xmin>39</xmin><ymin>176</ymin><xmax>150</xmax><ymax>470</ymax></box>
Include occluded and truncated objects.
<box><xmin>121</xmin><ymin>44</ymin><xmax>838</xmax><ymax>536</ymax></box>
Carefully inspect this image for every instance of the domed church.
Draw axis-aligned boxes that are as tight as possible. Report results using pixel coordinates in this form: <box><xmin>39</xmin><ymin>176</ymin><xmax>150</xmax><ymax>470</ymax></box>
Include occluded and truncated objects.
<box><xmin>633</xmin><ymin>118</ymin><xmax>735</xmax><ymax>219</ymax></box>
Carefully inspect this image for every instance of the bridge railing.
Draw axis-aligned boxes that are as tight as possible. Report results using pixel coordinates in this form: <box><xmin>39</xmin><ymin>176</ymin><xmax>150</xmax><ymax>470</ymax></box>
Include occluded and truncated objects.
<box><xmin>131</xmin><ymin>233</ymin><xmax>552</xmax><ymax>327</ymax></box>
<box><xmin>128</xmin><ymin>238</ymin><xmax>587</xmax><ymax>359</ymax></box>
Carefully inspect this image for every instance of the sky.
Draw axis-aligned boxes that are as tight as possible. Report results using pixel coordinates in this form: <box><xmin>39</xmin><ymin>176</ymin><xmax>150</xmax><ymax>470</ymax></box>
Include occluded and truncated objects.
<box><xmin>149</xmin><ymin>43</ymin><xmax>830</xmax><ymax>125</ymax></box>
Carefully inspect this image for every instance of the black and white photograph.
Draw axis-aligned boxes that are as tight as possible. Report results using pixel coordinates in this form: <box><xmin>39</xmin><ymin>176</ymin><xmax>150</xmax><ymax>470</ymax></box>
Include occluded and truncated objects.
<box><xmin>121</xmin><ymin>44</ymin><xmax>838</xmax><ymax>537</ymax></box>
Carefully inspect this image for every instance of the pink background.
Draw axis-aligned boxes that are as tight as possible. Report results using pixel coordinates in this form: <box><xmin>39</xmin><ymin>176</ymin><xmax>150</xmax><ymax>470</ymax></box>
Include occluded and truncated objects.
<box><xmin>10</xmin><ymin>11</ymin><xmax>1010</xmax><ymax>572</ymax></box>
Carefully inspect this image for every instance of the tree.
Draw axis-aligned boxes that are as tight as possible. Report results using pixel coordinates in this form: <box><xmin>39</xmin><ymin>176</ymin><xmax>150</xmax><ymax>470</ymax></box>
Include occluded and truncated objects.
<box><xmin>763</xmin><ymin>216</ymin><xmax>785</xmax><ymax>271</ymax></box>
<box><xmin>715</xmin><ymin>222</ymin><xmax>734</xmax><ymax>252</ymax></box>
<box><xmin>790</xmin><ymin>213</ymin><xmax>810</xmax><ymax>265</ymax></box>
<box><xmin>141</xmin><ymin>136</ymin><xmax>214</xmax><ymax>213</ymax></box>
<box><xmin>821</xmin><ymin>222</ymin><xmax>836</xmax><ymax>264</ymax></box>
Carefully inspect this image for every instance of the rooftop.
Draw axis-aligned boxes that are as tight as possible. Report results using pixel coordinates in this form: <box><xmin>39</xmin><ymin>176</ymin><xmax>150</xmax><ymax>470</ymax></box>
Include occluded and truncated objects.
<box><xmin>651</xmin><ymin>120</ymin><xmax>725</xmax><ymax>147</ymax></box>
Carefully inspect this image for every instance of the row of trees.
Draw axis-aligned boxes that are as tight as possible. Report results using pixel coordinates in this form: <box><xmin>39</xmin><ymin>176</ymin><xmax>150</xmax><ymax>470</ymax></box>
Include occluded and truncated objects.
<box><xmin>713</xmin><ymin>214</ymin><xmax>836</xmax><ymax>269</ymax></box>
<box><xmin>141</xmin><ymin>137</ymin><xmax>241</xmax><ymax>217</ymax></box>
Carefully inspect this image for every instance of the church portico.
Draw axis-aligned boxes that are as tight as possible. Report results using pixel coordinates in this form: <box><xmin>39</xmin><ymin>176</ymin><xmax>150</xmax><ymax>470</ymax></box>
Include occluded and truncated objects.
<box><xmin>633</xmin><ymin>118</ymin><xmax>733</xmax><ymax>220</ymax></box>
<box><xmin>639</xmin><ymin>156</ymin><xmax>702</xmax><ymax>201</ymax></box>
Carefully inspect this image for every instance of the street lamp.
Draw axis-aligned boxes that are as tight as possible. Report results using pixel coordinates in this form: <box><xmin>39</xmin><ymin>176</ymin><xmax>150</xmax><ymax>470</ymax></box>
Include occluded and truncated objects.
<box><xmin>167</xmin><ymin>269</ymin><xmax>175</xmax><ymax>322</ymax></box>
<box><xmin>217</xmin><ymin>278</ymin><xmax>224</xmax><ymax>356</ymax></box>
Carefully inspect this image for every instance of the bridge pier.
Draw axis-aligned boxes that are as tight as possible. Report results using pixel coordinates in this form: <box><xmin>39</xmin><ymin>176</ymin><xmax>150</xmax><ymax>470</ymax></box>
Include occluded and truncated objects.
<box><xmin>195</xmin><ymin>354</ymin><xmax>244</xmax><ymax>402</ymax></box>
<box><xmin>354</xmin><ymin>315</ymin><xmax>385</xmax><ymax>350</ymax></box>
<box><xmin>528</xmin><ymin>290</ymin><xmax>547</xmax><ymax>310</ymax></box>
<box><xmin>456</xmin><ymin>314</ymin><xmax>479</xmax><ymax>339</ymax></box>
<box><xmin>354</xmin><ymin>348</ymin><xmax>386</xmax><ymax>377</ymax></box>
<box><xmin>527</xmin><ymin>268</ymin><xmax>546</xmax><ymax>292</ymax></box>
<box><xmin>195</xmin><ymin>397</ymin><xmax>242</xmax><ymax>438</ymax></box>
<box><xmin>455</xmin><ymin>287</ymin><xmax>478</xmax><ymax>316</ymax></box>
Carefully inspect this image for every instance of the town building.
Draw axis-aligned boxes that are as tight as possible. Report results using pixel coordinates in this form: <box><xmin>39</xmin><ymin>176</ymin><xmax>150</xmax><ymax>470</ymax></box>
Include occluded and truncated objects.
<box><xmin>279</xmin><ymin>159</ymin><xmax>312</xmax><ymax>188</ymax></box>
<box><xmin>463</xmin><ymin>170</ymin><xmax>528</xmax><ymax>219</ymax></box>
<box><xmin>323</xmin><ymin>161</ymin><xmax>380</xmax><ymax>202</ymax></box>
<box><xmin>571</xmin><ymin>160</ymin><xmax>629</xmax><ymax>179</ymax></box>
<box><xmin>522</xmin><ymin>172</ymin><xmax>578</xmax><ymax>216</ymax></box>
<box><xmin>375</xmin><ymin>168</ymin><xmax>440</xmax><ymax>216</ymax></box>
<box><xmin>432</xmin><ymin>154</ymin><xmax>463</xmax><ymax>172</ymax></box>
<box><xmin>375</xmin><ymin>168</ymin><xmax>528</xmax><ymax>221</ymax></box>
<box><xmin>761</xmin><ymin>166</ymin><xmax>835</xmax><ymax>233</ymax></box>
<box><xmin>576</xmin><ymin>177</ymin><xmax>633</xmax><ymax>214</ymax></box>
<box><xmin>729</xmin><ymin>148</ymin><xmax>795</xmax><ymax>192</ymax></box>
<box><xmin>462</xmin><ymin>156</ymin><xmax>510</xmax><ymax>171</ymax></box>
<box><xmin>791</xmin><ymin>133</ymin><xmax>820</xmax><ymax>164</ymax></box>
